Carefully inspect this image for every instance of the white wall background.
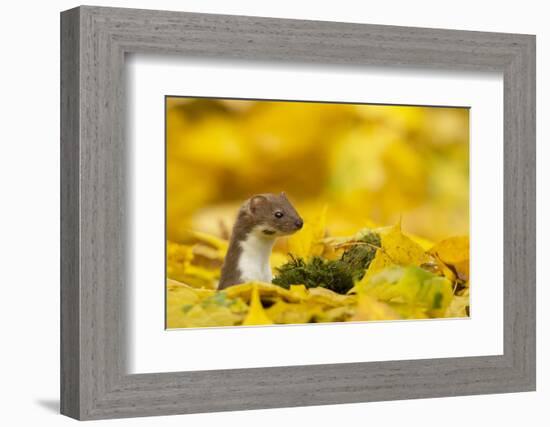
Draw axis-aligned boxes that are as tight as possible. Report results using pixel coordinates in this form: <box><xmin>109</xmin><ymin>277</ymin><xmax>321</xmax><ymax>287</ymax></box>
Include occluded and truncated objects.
<box><xmin>0</xmin><ymin>0</ymin><xmax>546</xmax><ymax>425</ymax></box>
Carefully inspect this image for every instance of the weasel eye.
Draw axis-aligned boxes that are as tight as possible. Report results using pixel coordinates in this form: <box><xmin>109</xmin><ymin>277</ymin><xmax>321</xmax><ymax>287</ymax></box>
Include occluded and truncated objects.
<box><xmin>274</xmin><ymin>211</ymin><xmax>284</xmax><ymax>219</ymax></box>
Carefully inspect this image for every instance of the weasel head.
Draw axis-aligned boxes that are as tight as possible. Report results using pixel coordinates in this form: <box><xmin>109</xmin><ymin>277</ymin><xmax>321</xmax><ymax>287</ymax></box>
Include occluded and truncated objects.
<box><xmin>245</xmin><ymin>192</ymin><xmax>303</xmax><ymax>238</ymax></box>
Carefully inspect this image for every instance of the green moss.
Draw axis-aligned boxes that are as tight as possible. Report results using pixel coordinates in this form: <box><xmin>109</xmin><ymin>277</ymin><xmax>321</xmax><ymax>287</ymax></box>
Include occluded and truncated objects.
<box><xmin>272</xmin><ymin>255</ymin><xmax>355</xmax><ymax>294</ymax></box>
<box><xmin>272</xmin><ymin>231</ymin><xmax>382</xmax><ymax>294</ymax></box>
<box><xmin>340</xmin><ymin>231</ymin><xmax>381</xmax><ymax>280</ymax></box>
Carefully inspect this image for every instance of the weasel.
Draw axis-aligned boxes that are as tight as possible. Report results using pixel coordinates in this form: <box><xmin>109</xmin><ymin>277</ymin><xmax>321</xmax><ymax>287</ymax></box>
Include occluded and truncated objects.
<box><xmin>218</xmin><ymin>192</ymin><xmax>303</xmax><ymax>290</ymax></box>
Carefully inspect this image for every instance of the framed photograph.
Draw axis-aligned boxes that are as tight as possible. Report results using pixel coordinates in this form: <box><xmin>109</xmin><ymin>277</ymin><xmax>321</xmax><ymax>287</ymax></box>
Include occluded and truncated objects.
<box><xmin>61</xmin><ymin>6</ymin><xmax>536</xmax><ymax>420</ymax></box>
<box><xmin>164</xmin><ymin>97</ymin><xmax>471</xmax><ymax>330</ymax></box>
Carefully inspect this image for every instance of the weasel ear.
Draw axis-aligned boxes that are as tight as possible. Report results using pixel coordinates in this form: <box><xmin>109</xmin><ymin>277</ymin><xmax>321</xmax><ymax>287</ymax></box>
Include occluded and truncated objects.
<box><xmin>248</xmin><ymin>195</ymin><xmax>268</xmax><ymax>214</ymax></box>
<box><xmin>280</xmin><ymin>191</ymin><xmax>287</xmax><ymax>199</ymax></box>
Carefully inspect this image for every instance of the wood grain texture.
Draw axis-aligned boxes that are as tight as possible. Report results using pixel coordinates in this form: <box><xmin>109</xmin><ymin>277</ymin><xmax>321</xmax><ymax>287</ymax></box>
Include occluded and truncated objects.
<box><xmin>60</xmin><ymin>5</ymin><xmax>536</xmax><ymax>420</ymax></box>
<box><xmin>60</xmin><ymin>7</ymin><xmax>81</xmax><ymax>419</ymax></box>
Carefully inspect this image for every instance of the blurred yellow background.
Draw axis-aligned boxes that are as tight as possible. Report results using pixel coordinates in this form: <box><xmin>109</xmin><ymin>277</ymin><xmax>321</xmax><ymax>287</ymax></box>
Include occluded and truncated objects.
<box><xmin>166</xmin><ymin>97</ymin><xmax>469</xmax><ymax>245</ymax></box>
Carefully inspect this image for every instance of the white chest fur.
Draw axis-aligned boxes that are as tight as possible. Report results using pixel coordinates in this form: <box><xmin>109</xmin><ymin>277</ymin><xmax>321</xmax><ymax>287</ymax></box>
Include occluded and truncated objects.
<box><xmin>238</xmin><ymin>230</ymin><xmax>275</xmax><ymax>284</ymax></box>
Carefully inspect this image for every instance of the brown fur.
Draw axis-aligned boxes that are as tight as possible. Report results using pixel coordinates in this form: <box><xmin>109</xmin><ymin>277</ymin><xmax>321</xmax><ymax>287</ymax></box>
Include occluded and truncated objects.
<box><xmin>218</xmin><ymin>193</ymin><xmax>303</xmax><ymax>290</ymax></box>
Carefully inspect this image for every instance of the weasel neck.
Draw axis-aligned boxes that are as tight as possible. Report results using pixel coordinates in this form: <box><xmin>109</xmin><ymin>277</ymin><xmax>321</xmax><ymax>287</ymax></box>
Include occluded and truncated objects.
<box><xmin>238</xmin><ymin>230</ymin><xmax>275</xmax><ymax>284</ymax></box>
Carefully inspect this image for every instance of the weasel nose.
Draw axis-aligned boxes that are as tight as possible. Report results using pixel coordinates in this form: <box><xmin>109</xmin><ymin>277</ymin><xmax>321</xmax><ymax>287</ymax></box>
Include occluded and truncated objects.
<box><xmin>295</xmin><ymin>219</ymin><xmax>303</xmax><ymax>229</ymax></box>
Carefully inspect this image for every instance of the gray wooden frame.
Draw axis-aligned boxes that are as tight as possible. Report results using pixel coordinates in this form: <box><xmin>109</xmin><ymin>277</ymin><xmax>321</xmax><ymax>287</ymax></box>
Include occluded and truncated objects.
<box><xmin>60</xmin><ymin>5</ymin><xmax>536</xmax><ymax>420</ymax></box>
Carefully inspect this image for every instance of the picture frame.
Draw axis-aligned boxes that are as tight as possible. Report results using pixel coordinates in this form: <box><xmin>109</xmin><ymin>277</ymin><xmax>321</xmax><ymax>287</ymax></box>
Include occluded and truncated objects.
<box><xmin>60</xmin><ymin>5</ymin><xmax>536</xmax><ymax>420</ymax></box>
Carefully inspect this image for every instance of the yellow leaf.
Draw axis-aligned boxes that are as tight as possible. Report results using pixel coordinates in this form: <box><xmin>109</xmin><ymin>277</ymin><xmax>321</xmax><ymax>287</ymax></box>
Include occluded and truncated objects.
<box><xmin>192</xmin><ymin>244</ymin><xmax>225</xmax><ymax>264</ymax></box>
<box><xmin>429</xmin><ymin>236</ymin><xmax>469</xmax><ymax>281</ymax></box>
<box><xmin>445</xmin><ymin>289</ymin><xmax>470</xmax><ymax>318</ymax></box>
<box><xmin>225</xmin><ymin>281</ymin><xmax>305</xmax><ymax>303</ymax></box>
<box><xmin>287</xmin><ymin>205</ymin><xmax>327</xmax><ymax>259</ymax></box>
<box><xmin>377</xmin><ymin>223</ymin><xmax>430</xmax><ymax>266</ymax></box>
<box><xmin>166</xmin><ymin>280</ymin><xmax>246</xmax><ymax>328</ymax></box>
<box><xmin>185</xmin><ymin>230</ymin><xmax>229</xmax><ymax>254</ymax></box>
<box><xmin>242</xmin><ymin>284</ymin><xmax>274</xmax><ymax>325</ymax></box>
<box><xmin>265</xmin><ymin>300</ymin><xmax>319</xmax><ymax>324</ymax></box>
<box><xmin>287</xmin><ymin>226</ymin><xmax>313</xmax><ymax>259</ymax></box>
<box><xmin>289</xmin><ymin>284</ymin><xmax>309</xmax><ymax>300</ymax></box>
<box><xmin>359</xmin><ymin>250</ymin><xmax>393</xmax><ymax>283</ymax></box>
<box><xmin>307</xmin><ymin>287</ymin><xmax>356</xmax><ymax>307</ymax></box>
<box><xmin>355</xmin><ymin>265</ymin><xmax>453</xmax><ymax>318</ymax></box>
<box><xmin>428</xmin><ymin>256</ymin><xmax>457</xmax><ymax>283</ymax></box>
<box><xmin>167</xmin><ymin>279</ymin><xmax>216</xmax><ymax>300</ymax></box>
<box><xmin>407</xmin><ymin>234</ymin><xmax>435</xmax><ymax>251</ymax></box>
<box><xmin>351</xmin><ymin>294</ymin><xmax>400</xmax><ymax>321</ymax></box>
<box><xmin>358</xmin><ymin>223</ymin><xmax>431</xmax><ymax>282</ymax></box>
<box><xmin>166</xmin><ymin>240</ymin><xmax>221</xmax><ymax>289</ymax></box>
<box><xmin>178</xmin><ymin>264</ymin><xmax>219</xmax><ymax>289</ymax></box>
<box><xmin>166</xmin><ymin>241</ymin><xmax>194</xmax><ymax>282</ymax></box>
<box><xmin>170</xmin><ymin>303</ymin><xmax>240</xmax><ymax>328</ymax></box>
<box><xmin>315</xmin><ymin>305</ymin><xmax>356</xmax><ymax>323</ymax></box>
<box><xmin>166</xmin><ymin>283</ymin><xmax>201</xmax><ymax>327</ymax></box>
